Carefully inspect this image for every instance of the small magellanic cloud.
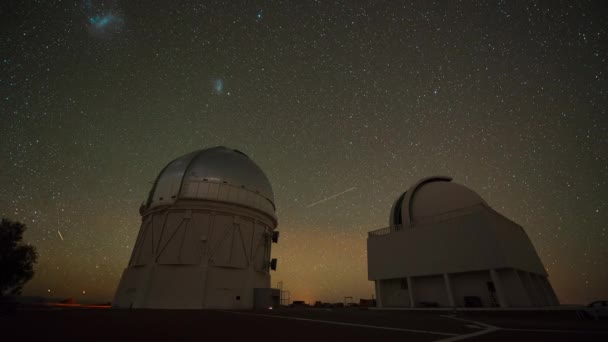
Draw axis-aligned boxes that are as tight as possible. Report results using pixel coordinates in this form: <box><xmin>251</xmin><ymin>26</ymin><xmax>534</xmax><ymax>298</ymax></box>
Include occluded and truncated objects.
<box><xmin>214</xmin><ymin>79</ymin><xmax>224</xmax><ymax>95</ymax></box>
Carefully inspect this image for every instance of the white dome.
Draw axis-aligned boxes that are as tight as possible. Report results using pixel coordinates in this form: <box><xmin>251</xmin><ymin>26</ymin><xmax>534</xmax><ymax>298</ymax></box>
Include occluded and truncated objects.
<box><xmin>390</xmin><ymin>176</ymin><xmax>486</xmax><ymax>226</ymax></box>
<box><xmin>144</xmin><ymin>146</ymin><xmax>275</xmax><ymax>220</ymax></box>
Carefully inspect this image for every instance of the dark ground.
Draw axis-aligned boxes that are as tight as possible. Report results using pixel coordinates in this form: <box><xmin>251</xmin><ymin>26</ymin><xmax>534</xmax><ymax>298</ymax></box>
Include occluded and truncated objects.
<box><xmin>1</xmin><ymin>306</ymin><xmax>607</xmax><ymax>341</ymax></box>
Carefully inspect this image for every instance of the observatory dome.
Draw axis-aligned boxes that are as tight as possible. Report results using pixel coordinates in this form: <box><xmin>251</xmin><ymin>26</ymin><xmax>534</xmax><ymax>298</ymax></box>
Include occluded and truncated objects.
<box><xmin>390</xmin><ymin>176</ymin><xmax>486</xmax><ymax>226</ymax></box>
<box><xmin>144</xmin><ymin>146</ymin><xmax>275</xmax><ymax>220</ymax></box>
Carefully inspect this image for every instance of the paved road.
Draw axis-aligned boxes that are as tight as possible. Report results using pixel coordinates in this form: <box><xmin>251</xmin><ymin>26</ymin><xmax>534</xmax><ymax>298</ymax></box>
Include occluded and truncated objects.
<box><xmin>1</xmin><ymin>307</ymin><xmax>606</xmax><ymax>341</ymax></box>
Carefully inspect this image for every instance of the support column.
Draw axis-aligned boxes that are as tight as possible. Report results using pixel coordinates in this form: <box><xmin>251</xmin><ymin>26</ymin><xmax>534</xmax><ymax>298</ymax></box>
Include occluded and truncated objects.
<box><xmin>490</xmin><ymin>269</ymin><xmax>508</xmax><ymax>308</ymax></box>
<box><xmin>139</xmin><ymin>263</ymin><xmax>156</xmax><ymax>308</ymax></box>
<box><xmin>536</xmin><ymin>275</ymin><xmax>553</xmax><ymax>307</ymax></box>
<box><xmin>201</xmin><ymin>212</ymin><xmax>215</xmax><ymax>308</ymax></box>
<box><xmin>375</xmin><ymin>280</ymin><xmax>383</xmax><ymax>308</ymax></box>
<box><xmin>512</xmin><ymin>269</ymin><xmax>531</xmax><ymax>307</ymax></box>
<box><xmin>407</xmin><ymin>276</ymin><xmax>415</xmax><ymax>308</ymax></box>
<box><xmin>443</xmin><ymin>273</ymin><xmax>455</xmax><ymax>307</ymax></box>
<box><xmin>525</xmin><ymin>271</ymin><xmax>538</xmax><ymax>306</ymax></box>
<box><xmin>546</xmin><ymin>279</ymin><xmax>560</xmax><ymax>305</ymax></box>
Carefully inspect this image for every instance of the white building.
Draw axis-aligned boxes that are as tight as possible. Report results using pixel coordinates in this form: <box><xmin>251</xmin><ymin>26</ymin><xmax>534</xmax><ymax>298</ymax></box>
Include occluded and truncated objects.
<box><xmin>367</xmin><ymin>176</ymin><xmax>559</xmax><ymax>308</ymax></box>
<box><xmin>113</xmin><ymin>146</ymin><xmax>279</xmax><ymax>309</ymax></box>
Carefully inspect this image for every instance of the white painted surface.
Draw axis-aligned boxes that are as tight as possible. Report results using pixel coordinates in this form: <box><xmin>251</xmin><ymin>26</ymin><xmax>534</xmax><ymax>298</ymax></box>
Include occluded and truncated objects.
<box><xmin>114</xmin><ymin>202</ymin><xmax>276</xmax><ymax>309</ymax></box>
<box><xmin>369</xmin><ymin>177</ymin><xmax>558</xmax><ymax>308</ymax></box>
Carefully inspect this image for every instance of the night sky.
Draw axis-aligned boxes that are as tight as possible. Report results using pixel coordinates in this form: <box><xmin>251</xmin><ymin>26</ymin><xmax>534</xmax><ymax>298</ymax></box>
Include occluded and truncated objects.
<box><xmin>1</xmin><ymin>1</ymin><xmax>607</xmax><ymax>305</ymax></box>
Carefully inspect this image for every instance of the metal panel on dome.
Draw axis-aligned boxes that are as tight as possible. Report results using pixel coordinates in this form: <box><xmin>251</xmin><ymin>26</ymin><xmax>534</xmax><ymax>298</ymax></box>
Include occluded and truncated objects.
<box><xmin>145</xmin><ymin>146</ymin><xmax>276</xmax><ymax>220</ymax></box>
<box><xmin>389</xmin><ymin>191</ymin><xmax>407</xmax><ymax>227</ymax></box>
<box><xmin>181</xmin><ymin>147</ymin><xmax>273</xmax><ymax>201</ymax></box>
<box><xmin>389</xmin><ymin>176</ymin><xmax>490</xmax><ymax>229</ymax></box>
<box><xmin>178</xmin><ymin>147</ymin><xmax>276</xmax><ymax>219</ymax></box>
<box><xmin>410</xmin><ymin>181</ymin><xmax>486</xmax><ymax>220</ymax></box>
<box><xmin>401</xmin><ymin>176</ymin><xmax>452</xmax><ymax>226</ymax></box>
<box><xmin>148</xmin><ymin>151</ymin><xmax>199</xmax><ymax>209</ymax></box>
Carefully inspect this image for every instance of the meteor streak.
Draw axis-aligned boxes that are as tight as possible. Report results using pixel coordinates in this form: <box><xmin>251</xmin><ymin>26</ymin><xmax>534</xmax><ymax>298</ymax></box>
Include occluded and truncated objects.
<box><xmin>57</xmin><ymin>230</ymin><xmax>64</xmax><ymax>241</ymax></box>
<box><xmin>306</xmin><ymin>187</ymin><xmax>357</xmax><ymax>208</ymax></box>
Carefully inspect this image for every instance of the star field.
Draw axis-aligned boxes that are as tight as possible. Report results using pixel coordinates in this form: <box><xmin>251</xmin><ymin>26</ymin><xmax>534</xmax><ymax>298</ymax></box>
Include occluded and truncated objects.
<box><xmin>1</xmin><ymin>1</ymin><xmax>607</xmax><ymax>304</ymax></box>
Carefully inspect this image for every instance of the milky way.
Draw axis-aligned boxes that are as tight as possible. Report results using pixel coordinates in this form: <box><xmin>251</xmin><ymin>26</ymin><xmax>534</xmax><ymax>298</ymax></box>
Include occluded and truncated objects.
<box><xmin>1</xmin><ymin>1</ymin><xmax>606</xmax><ymax>304</ymax></box>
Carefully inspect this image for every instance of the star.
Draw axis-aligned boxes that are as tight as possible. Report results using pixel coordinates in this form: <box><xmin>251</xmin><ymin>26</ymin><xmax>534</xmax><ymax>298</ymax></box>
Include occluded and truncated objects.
<box><xmin>1</xmin><ymin>0</ymin><xmax>605</xmax><ymax>305</ymax></box>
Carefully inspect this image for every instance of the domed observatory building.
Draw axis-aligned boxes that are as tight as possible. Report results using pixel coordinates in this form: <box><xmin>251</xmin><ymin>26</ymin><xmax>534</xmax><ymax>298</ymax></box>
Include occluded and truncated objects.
<box><xmin>113</xmin><ymin>147</ymin><xmax>279</xmax><ymax>309</ymax></box>
<box><xmin>367</xmin><ymin>176</ymin><xmax>559</xmax><ymax>308</ymax></box>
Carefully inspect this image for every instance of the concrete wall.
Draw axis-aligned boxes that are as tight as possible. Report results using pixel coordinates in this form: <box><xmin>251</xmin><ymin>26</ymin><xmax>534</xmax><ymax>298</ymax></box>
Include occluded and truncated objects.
<box><xmin>204</xmin><ymin>267</ymin><xmax>270</xmax><ymax>309</ymax></box>
<box><xmin>540</xmin><ymin>276</ymin><xmax>560</xmax><ymax>305</ymax></box>
<box><xmin>379</xmin><ymin>279</ymin><xmax>410</xmax><ymax>307</ymax></box>
<box><xmin>368</xmin><ymin>207</ymin><xmax>547</xmax><ymax>281</ymax></box>
<box><xmin>518</xmin><ymin>271</ymin><xmax>559</xmax><ymax>307</ymax></box>
<box><xmin>374</xmin><ymin>268</ymin><xmax>556</xmax><ymax>308</ymax></box>
<box><xmin>253</xmin><ymin>288</ymin><xmax>281</xmax><ymax>310</ymax></box>
<box><xmin>487</xmin><ymin>210</ymin><xmax>547</xmax><ymax>276</ymax></box>
<box><xmin>499</xmin><ymin>268</ymin><xmax>531</xmax><ymax>307</ymax></box>
<box><xmin>114</xmin><ymin>201</ymin><xmax>275</xmax><ymax>309</ymax></box>
<box><xmin>368</xmin><ymin>205</ymin><xmax>560</xmax><ymax>308</ymax></box>
<box><xmin>450</xmin><ymin>271</ymin><xmax>494</xmax><ymax>307</ymax></box>
<box><xmin>412</xmin><ymin>275</ymin><xmax>449</xmax><ymax>307</ymax></box>
<box><xmin>146</xmin><ymin>265</ymin><xmax>206</xmax><ymax>309</ymax></box>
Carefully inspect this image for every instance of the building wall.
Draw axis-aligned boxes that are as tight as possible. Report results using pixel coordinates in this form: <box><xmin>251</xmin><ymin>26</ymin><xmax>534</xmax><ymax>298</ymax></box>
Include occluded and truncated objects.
<box><xmin>499</xmin><ymin>268</ymin><xmax>531</xmax><ymax>307</ymax></box>
<box><xmin>113</xmin><ymin>201</ymin><xmax>275</xmax><ymax>309</ymax></box>
<box><xmin>368</xmin><ymin>208</ymin><xmax>548</xmax><ymax>280</ymax></box>
<box><xmin>369</xmin><ymin>209</ymin><xmax>498</xmax><ymax>280</ymax></box>
<box><xmin>541</xmin><ymin>276</ymin><xmax>560</xmax><ymax>305</ymax></box>
<box><xmin>379</xmin><ymin>279</ymin><xmax>410</xmax><ymax>307</ymax></box>
<box><xmin>146</xmin><ymin>265</ymin><xmax>206</xmax><ymax>309</ymax></box>
<box><xmin>487</xmin><ymin>210</ymin><xmax>547</xmax><ymax>276</ymax></box>
<box><xmin>532</xmin><ymin>273</ymin><xmax>553</xmax><ymax>306</ymax></box>
<box><xmin>375</xmin><ymin>268</ymin><xmax>556</xmax><ymax>308</ymax></box>
<box><xmin>518</xmin><ymin>271</ymin><xmax>559</xmax><ymax>307</ymax></box>
<box><xmin>367</xmin><ymin>203</ymin><xmax>561</xmax><ymax>308</ymax></box>
<box><xmin>450</xmin><ymin>271</ymin><xmax>495</xmax><ymax>307</ymax></box>
<box><xmin>412</xmin><ymin>275</ymin><xmax>449</xmax><ymax>307</ymax></box>
<box><xmin>204</xmin><ymin>267</ymin><xmax>269</xmax><ymax>309</ymax></box>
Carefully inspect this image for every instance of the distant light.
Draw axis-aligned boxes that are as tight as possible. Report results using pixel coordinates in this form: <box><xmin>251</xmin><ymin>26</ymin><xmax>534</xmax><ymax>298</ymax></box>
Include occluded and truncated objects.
<box><xmin>82</xmin><ymin>290</ymin><xmax>86</xmax><ymax>294</ymax></box>
<box><xmin>47</xmin><ymin>289</ymin><xmax>51</xmax><ymax>293</ymax></box>
<box><xmin>268</xmin><ymin>306</ymin><xmax>273</xmax><ymax>310</ymax></box>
